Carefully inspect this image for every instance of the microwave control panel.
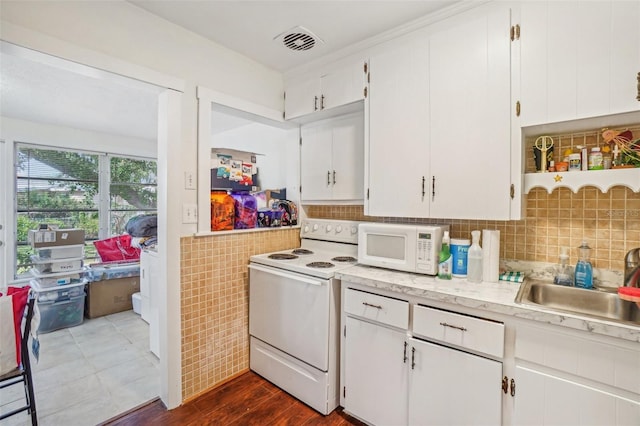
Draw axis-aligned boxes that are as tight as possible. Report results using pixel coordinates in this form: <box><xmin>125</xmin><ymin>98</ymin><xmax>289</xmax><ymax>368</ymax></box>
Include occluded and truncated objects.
<box><xmin>416</xmin><ymin>232</ymin><xmax>434</xmax><ymax>270</ymax></box>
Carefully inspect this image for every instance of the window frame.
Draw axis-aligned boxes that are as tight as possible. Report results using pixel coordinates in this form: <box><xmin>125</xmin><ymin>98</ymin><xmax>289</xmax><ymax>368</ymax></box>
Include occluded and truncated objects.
<box><xmin>14</xmin><ymin>143</ymin><xmax>157</xmax><ymax>279</ymax></box>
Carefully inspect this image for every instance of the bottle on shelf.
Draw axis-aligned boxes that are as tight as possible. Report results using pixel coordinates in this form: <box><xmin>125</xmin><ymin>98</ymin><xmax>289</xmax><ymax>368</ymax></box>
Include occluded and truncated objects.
<box><xmin>467</xmin><ymin>230</ymin><xmax>483</xmax><ymax>283</ymax></box>
<box><xmin>588</xmin><ymin>147</ymin><xmax>603</xmax><ymax>170</ymax></box>
<box><xmin>574</xmin><ymin>240</ymin><xmax>593</xmax><ymax>289</ymax></box>
<box><xmin>553</xmin><ymin>246</ymin><xmax>573</xmax><ymax>286</ymax></box>
<box><xmin>438</xmin><ymin>231</ymin><xmax>452</xmax><ymax>280</ymax></box>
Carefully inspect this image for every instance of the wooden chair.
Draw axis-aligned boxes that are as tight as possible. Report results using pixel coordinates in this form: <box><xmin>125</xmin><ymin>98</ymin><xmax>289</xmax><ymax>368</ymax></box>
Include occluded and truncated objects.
<box><xmin>0</xmin><ymin>296</ymin><xmax>38</xmax><ymax>425</ymax></box>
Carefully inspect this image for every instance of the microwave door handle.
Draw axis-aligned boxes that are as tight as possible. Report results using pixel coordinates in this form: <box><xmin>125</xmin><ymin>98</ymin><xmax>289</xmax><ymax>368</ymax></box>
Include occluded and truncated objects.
<box><xmin>249</xmin><ymin>264</ymin><xmax>323</xmax><ymax>286</ymax></box>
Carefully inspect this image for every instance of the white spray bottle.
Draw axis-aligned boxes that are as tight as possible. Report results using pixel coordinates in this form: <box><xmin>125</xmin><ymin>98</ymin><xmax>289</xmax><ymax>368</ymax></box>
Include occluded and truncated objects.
<box><xmin>467</xmin><ymin>230</ymin><xmax>483</xmax><ymax>283</ymax></box>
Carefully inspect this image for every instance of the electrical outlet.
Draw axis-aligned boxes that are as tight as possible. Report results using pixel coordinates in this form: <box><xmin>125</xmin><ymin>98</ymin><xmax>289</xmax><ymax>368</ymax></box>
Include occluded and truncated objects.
<box><xmin>182</xmin><ymin>204</ymin><xmax>198</xmax><ymax>224</ymax></box>
<box><xmin>184</xmin><ymin>171</ymin><xmax>196</xmax><ymax>190</ymax></box>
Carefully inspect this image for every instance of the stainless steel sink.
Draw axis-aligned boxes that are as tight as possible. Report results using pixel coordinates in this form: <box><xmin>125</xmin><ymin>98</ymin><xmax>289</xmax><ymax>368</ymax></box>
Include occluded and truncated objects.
<box><xmin>515</xmin><ymin>280</ymin><xmax>640</xmax><ymax>326</ymax></box>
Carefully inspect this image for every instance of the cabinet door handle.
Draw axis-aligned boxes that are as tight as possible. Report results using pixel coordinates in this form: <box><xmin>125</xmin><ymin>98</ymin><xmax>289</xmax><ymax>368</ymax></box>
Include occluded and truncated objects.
<box><xmin>327</xmin><ymin>171</ymin><xmax>331</xmax><ymax>186</ymax></box>
<box><xmin>510</xmin><ymin>378</ymin><xmax>516</xmax><ymax>397</ymax></box>
<box><xmin>421</xmin><ymin>176</ymin><xmax>425</xmax><ymax>199</ymax></box>
<box><xmin>637</xmin><ymin>71</ymin><xmax>640</xmax><ymax>101</ymax></box>
<box><xmin>321</xmin><ymin>94</ymin><xmax>325</xmax><ymax>110</ymax></box>
<box><xmin>362</xmin><ymin>302</ymin><xmax>382</xmax><ymax>309</ymax></box>
<box><xmin>439</xmin><ymin>322</ymin><xmax>467</xmax><ymax>332</ymax></box>
<box><xmin>333</xmin><ymin>170</ymin><xmax>336</xmax><ymax>185</ymax></box>
<box><xmin>403</xmin><ymin>341</ymin><xmax>408</xmax><ymax>363</ymax></box>
<box><xmin>502</xmin><ymin>376</ymin><xmax>508</xmax><ymax>394</ymax></box>
<box><xmin>431</xmin><ymin>176</ymin><xmax>436</xmax><ymax>201</ymax></box>
<box><xmin>411</xmin><ymin>346</ymin><xmax>416</xmax><ymax>370</ymax></box>
<box><xmin>314</xmin><ymin>96</ymin><xmax>319</xmax><ymax>111</ymax></box>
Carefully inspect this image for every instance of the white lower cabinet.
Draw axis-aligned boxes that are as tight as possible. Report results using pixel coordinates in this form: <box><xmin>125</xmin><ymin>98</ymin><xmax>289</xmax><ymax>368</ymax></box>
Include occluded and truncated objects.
<box><xmin>513</xmin><ymin>365</ymin><xmax>640</xmax><ymax>426</ymax></box>
<box><xmin>408</xmin><ymin>337</ymin><xmax>503</xmax><ymax>426</ymax></box>
<box><xmin>511</xmin><ymin>323</ymin><xmax>640</xmax><ymax>426</ymax></box>
<box><xmin>342</xmin><ymin>286</ymin><xmax>504</xmax><ymax>425</ymax></box>
<box><xmin>344</xmin><ymin>316</ymin><xmax>408</xmax><ymax>425</ymax></box>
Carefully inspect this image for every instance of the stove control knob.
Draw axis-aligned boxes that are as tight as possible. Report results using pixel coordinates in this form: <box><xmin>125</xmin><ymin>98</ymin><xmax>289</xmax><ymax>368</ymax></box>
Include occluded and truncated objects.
<box><xmin>326</xmin><ymin>225</ymin><xmax>332</xmax><ymax>233</ymax></box>
<box><xmin>303</xmin><ymin>225</ymin><xmax>310</xmax><ymax>233</ymax></box>
<box><xmin>351</xmin><ymin>226</ymin><xmax>358</xmax><ymax>235</ymax></box>
<box><xmin>336</xmin><ymin>225</ymin><xmax>343</xmax><ymax>233</ymax></box>
<box><xmin>312</xmin><ymin>224</ymin><xmax>319</xmax><ymax>232</ymax></box>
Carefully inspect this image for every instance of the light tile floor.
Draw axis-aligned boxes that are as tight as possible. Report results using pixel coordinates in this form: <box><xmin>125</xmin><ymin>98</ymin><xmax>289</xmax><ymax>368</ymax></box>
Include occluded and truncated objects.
<box><xmin>1</xmin><ymin>310</ymin><xmax>159</xmax><ymax>426</ymax></box>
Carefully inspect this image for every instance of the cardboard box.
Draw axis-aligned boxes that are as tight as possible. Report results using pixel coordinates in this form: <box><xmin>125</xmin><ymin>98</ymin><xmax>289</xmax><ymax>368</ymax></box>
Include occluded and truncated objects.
<box><xmin>29</xmin><ymin>228</ymin><xmax>85</xmax><ymax>248</ymax></box>
<box><xmin>85</xmin><ymin>276</ymin><xmax>140</xmax><ymax>319</ymax></box>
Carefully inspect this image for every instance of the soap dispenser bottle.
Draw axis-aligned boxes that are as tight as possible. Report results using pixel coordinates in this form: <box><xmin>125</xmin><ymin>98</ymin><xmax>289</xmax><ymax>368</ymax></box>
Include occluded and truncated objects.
<box><xmin>438</xmin><ymin>231</ymin><xmax>452</xmax><ymax>280</ymax></box>
<box><xmin>574</xmin><ymin>241</ymin><xmax>593</xmax><ymax>289</ymax></box>
<box><xmin>553</xmin><ymin>246</ymin><xmax>573</xmax><ymax>286</ymax></box>
<box><xmin>467</xmin><ymin>230</ymin><xmax>483</xmax><ymax>283</ymax></box>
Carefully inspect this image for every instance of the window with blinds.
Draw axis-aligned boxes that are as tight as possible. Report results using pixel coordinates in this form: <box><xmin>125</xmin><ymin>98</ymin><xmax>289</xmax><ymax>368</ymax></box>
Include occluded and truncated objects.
<box><xmin>15</xmin><ymin>145</ymin><xmax>157</xmax><ymax>277</ymax></box>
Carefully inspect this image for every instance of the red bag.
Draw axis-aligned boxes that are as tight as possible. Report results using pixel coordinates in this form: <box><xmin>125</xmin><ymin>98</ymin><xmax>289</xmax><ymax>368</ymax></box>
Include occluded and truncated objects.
<box><xmin>93</xmin><ymin>234</ymin><xmax>141</xmax><ymax>262</ymax></box>
<box><xmin>1</xmin><ymin>286</ymin><xmax>30</xmax><ymax>372</ymax></box>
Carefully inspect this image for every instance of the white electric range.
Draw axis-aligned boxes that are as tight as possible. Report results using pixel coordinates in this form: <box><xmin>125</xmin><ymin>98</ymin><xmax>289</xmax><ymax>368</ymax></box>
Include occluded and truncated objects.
<box><xmin>248</xmin><ymin>219</ymin><xmax>362</xmax><ymax>415</ymax></box>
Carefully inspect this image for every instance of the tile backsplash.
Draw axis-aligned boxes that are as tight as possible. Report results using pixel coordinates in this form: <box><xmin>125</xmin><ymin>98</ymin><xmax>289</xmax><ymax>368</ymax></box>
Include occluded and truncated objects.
<box><xmin>306</xmin><ymin>185</ymin><xmax>640</xmax><ymax>272</ymax></box>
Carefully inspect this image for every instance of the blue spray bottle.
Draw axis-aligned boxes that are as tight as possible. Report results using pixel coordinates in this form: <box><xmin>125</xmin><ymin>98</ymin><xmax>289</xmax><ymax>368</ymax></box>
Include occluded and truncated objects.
<box><xmin>574</xmin><ymin>240</ymin><xmax>593</xmax><ymax>289</ymax></box>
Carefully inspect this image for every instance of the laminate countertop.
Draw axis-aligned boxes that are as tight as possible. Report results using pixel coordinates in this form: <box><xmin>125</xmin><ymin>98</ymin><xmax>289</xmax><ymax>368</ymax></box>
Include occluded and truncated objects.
<box><xmin>336</xmin><ymin>264</ymin><xmax>640</xmax><ymax>344</ymax></box>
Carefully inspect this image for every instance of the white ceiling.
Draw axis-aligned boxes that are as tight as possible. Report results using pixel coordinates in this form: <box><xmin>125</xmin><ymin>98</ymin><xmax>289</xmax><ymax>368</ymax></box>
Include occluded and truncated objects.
<box><xmin>0</xmin><ymin>42</ymin><xmax>163</xmax><ymax>141</ymax></box>
<box><xmin>128</xmin><ymin>0</ymin><xmax>459</xmax><ymax>72</ymax></box>
<box><xmin>0</xmin><ymin>2</ymin><xmax>461</xmax><ymax>141</ymax></box>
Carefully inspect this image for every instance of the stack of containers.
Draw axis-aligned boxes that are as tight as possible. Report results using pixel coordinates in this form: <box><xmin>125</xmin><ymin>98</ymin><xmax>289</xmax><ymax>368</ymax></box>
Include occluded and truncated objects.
<box><xmin>28</xmin><ymin>228</ymin><xmax>87</xmax><ymax>333</ymax></box>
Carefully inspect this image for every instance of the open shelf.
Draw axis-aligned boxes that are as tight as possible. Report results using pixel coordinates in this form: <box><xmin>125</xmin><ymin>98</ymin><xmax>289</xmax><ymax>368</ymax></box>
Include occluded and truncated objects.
<box><xmin>523</xmin><ymin>168</ymin><xmax>640</xmax><ymax>194</ymax></box>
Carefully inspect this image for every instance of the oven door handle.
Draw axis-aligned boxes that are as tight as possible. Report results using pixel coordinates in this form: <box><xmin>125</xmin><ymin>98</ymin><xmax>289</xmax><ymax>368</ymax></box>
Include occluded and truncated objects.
<box><xmin>249</xmin><ymin>263</ymin><xmax>324</xmax><ymax>286</ymax></box>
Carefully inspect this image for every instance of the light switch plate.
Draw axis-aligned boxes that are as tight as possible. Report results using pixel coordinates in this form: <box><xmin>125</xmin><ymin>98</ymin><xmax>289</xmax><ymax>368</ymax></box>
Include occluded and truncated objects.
<box><xmin>182</xmin><ymin>204</ymin><xmax>198</xmax><ymax>223</ymax></box>
<box><xmin>184</xmin><ymin>172</ymin><xmax>196</xmax><ymax>190</ymax></box>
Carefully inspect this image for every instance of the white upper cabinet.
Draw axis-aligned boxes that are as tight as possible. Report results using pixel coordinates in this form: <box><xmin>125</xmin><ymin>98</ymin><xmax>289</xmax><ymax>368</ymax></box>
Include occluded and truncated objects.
<box><xmin>429</xmin><ymin>4</ymin><xmax>515</xmax><ymax>220</ymax></box>
<box><xmin>300</xmin><ymin>113</ymin><xmax>364</xmax><ymax>203</ymax></box>
<box><xmin>520</xmin><ymin>0</ymin><xmax>640</xmax><ymax>127</ymax></box>
<box><xmin>285</xmin><ymin>60</ymin><xmax>366</xmax><ymax>120</ymax></box>
<box><xmin>365</xmin><ymin>33</ymin><xmax>430</xmax><ymax>218</ymax></box>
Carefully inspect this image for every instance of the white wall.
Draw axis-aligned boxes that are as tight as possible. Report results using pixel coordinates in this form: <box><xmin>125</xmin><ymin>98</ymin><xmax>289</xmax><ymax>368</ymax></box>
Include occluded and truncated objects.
<box><xmin>0</xmin><ymin>0</ymin><xmax>284</xmax><ymax>236</ymax></box>
<box><xmin>0</xmin><ymin>116</ymin><xmax>157</xmax><ymax>158</ymax></box>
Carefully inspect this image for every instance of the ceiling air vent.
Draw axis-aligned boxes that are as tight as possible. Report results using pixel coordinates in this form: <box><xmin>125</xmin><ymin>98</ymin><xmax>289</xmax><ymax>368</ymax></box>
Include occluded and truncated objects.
<box><xmin>273</xmin><ymin>26</ymin><xmax>324</xmax><ymax>52</ymax></box>
<box><xmin>283</xmin><ymin>33</ymin><xmax>315</xmax><ymax>51</ymax></box>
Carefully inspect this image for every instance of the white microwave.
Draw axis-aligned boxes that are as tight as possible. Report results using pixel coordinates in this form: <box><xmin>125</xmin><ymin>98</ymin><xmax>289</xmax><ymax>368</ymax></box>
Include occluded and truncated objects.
<box><xmin>358</xmin><ymin>223</ymin><xmax>449</xmax><ymax>275</ymax></box>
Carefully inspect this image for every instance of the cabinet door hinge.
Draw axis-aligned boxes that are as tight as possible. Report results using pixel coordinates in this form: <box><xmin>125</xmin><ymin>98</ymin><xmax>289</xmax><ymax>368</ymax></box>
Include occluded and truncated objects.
<box><xmin>510</xmin><ymin>24</ymin><xmax>520</xmax><ymax>41</ymax></box>
<box><xmin>510</xmin><ymin>184</ymin><xmax>515</xmax><ymax>199</ymax></box>
<box><xmin>515</xmin><ymin>100</ymin><xmax>521</xmax><ymax>117</ymax></box>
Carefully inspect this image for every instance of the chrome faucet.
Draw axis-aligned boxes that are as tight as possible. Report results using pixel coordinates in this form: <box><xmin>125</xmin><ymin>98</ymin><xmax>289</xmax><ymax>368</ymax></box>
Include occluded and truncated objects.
<box><xmin>624</xmin><ymin>248</ymin><xmax>640</xmax><ymax>288</ymax></box>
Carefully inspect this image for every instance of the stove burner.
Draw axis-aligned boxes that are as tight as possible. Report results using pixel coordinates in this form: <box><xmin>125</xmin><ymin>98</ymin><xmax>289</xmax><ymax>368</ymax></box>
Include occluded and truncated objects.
<box><xmin>332</xmin><ymin>256</ymin><xmax>357</xmax><ymax>262</ymax></box>
<box><xmin>269</xmin><ymin>253</ymin><xmax>298</xmax><ymax>260</ymax></box>
<box><xmin>307</xmin><ymin>261</ymin><xmax>335</xmax><ymax>269</ymax></box>
<box><xmin>292</xmin><ymin>249</ymin><xmax>314</xmax><ymax>255</ymax></box>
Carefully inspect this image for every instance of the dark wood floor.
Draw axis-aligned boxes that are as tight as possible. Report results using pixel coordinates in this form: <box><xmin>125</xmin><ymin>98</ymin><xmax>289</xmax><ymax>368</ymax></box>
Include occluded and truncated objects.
<box><xmin>103</xmin><ymin>371</ymin><xmax>365</xmax><ymax>426</ymax></box>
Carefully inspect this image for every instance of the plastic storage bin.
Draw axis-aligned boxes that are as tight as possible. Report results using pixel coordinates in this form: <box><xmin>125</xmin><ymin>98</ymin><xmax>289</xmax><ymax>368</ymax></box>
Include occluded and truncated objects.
<box><xmin>37</xmin><ymin>295</ymin><xmax>85</xmax><ymax>333</ymax></box>
<box><xmin>30</xmin><ymin>280</ymin><xmax>86</xmax><ymax>303</ymax></box>
<box><xmin>30</xmin><ymin>269</ymin><xmax>84</xmax><ymax>288</ymax></box>
<box><xmin>231</xmin><ymin>192</ymin><xmax>257</xmax><ymax>229</ymax></box>
<box><xmin>210</xmin><ymin>191</ymin><xmax>235</xmax><ymax>231</ymax></box>
<box><xmin>30</xmin><ymin>255</ymin><xmax>83</xmax><ymax>274</ymax></box>
<box><xmin>35</xmin><ymin>244</ymin><xmax>84</xmax><ymax>260</ymax></box>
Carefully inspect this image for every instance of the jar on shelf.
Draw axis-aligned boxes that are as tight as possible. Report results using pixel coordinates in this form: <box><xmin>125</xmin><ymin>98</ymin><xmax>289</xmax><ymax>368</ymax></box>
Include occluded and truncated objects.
<box><xmin>568</xmin><ymin>153</ymin><xmax>581</xmax><ymax>171</ymax></box>
<box><xmin>588</xmin><ymin>147</ymin><xmax>603</xmax><ymax>170</ymax></box>
<box><xmin>602</xmin><ymin>145</ymin><xmax>612</xmax><ymax>170</ymax></box>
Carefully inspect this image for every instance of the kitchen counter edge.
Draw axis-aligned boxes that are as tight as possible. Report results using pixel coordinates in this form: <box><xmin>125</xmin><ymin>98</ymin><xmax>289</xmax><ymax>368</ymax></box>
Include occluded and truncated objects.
<box><xmin>336</xmin><ymin>264</ymin><xmax>640</xmax><ymax>344</ymax></box>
